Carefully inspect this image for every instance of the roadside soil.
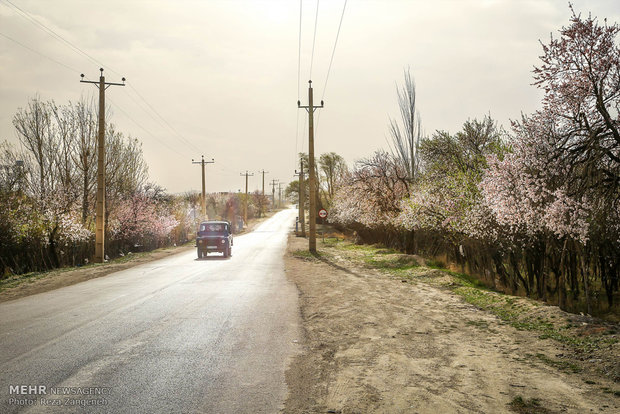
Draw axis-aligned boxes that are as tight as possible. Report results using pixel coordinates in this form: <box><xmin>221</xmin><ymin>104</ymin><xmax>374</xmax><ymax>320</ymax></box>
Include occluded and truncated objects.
<box><xmin>0</xmin><ymin>244</ymin><xmax>193</xmax><ymax>303</ymax></box>
<box><xmin>283</xmin><ymin>234</ymin><xmax>619</xmax><ymax>414</ymax></box>
<box><xmin>0</xmin><ymin>210</ymin><xmax>277</xmax><ymax>303</ymax></box>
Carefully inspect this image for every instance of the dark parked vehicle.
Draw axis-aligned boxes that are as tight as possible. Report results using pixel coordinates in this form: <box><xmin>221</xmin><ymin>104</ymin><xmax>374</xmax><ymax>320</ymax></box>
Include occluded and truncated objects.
<box><xmin>196</xmin><ymin>220</ymin><xmax>233</xmax><ymax>258</ymax></box>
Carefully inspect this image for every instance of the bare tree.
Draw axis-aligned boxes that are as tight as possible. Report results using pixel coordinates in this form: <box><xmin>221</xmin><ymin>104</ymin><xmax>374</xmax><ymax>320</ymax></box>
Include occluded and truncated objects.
<box><xmin>12</xmin><ymin>97</ymin><xmax>53</xmax><ymax>201</ymax></box>
<box><xmin>105</xmin><ymin>126</ymin><xmax>149</xmax><ymax>232</ymax></box>
<box><xmin>319</xmin><ymin>152</ymin><xmax>347</xmax><ymax>208</ymax></box>
<box><xmin>0</xmin><ymin>142</ymin><xmax>23</xmax><ymax>193</ymax></box>
<box><xmin>50</xmin><ymin>101</ymin><xmax>79</xmax><ymax>204</ymax></box>
<box><xmin>353</xmin><ymin>150</ymin><xmax>410</xmax><ymax>216</ymax></box>
<box><xmin>251</xmin><ymin>190</ymin><xmax>269</xmax><ymax>218</ymax></box>
<box><xmin>388</xmin><ymin>67</ymin><xmax>423</xmax><ymax>186</ymax></box>
<box><xmin>183</xmin><ymin>191</ymin><xmax>201</xmax><ymax>226</ymax></box>
<box><xmin>69</xmin><ymin>98</ymin><xmax>97</xmax><ymax>223</ymax></box>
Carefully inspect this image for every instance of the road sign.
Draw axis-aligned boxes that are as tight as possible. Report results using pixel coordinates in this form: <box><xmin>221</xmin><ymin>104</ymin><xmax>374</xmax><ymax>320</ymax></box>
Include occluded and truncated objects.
<box><xmin>318</xmin><ymin>209</ymin><xmax>328</xmax><ymax>218</ymax></box>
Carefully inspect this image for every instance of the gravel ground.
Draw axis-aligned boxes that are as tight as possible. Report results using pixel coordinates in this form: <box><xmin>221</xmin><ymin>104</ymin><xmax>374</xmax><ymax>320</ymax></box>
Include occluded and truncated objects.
<box><xmin>283</xmin><ymin>234</ymin><xmax>619</xmax><ymax>414</ymax></box>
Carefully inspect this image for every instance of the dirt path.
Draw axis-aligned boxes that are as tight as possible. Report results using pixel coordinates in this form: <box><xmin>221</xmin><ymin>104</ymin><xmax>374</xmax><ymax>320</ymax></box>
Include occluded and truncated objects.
<box><xmin>283</xmin><ymin>235</ymin><xmax>619</xmax><ymax>413</ymax></box>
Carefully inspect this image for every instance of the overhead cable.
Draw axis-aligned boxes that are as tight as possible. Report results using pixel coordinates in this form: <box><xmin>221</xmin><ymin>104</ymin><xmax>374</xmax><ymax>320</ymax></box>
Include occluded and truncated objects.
<box><xmin>309</xmin><ymin>0</ymin><xmax>320</xmax><ymax>79</ymax></box>
<box><xmin>0</xmin><ymin>31</ymin><xmax>80</xmax><ymax>73</ymax></box>
<box><xmin>321</xmin><ymin>0</ymin><xmax>348</xmax><ymax>100</ymax></box>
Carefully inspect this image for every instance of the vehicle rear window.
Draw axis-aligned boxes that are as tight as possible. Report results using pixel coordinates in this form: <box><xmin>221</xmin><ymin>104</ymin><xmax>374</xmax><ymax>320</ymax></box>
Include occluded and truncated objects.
<box><xmin>200</xmin><ymin>223</ymin><xmax>228</xmax><ymax>232</ymax></box>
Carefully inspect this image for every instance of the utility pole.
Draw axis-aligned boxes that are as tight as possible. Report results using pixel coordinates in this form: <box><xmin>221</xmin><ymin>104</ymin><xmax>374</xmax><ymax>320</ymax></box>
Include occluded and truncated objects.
<box><xmin>259</xmin><ymin>169</ymin><xmax>269</xmax><ymax>196</ymax></box>
<box><xmin>278</xmin><ymin>182</ymin><xmax>283</xmax><ymax>208</ymax></box>
<box><xmin>270</xmin><ymin>179</ymin><xmax>279</xmax><ymax>210</ymax></box>
<box><xmin>240</xmin><ymin>170</ymin><xmax>254</xmax><ymax>223</ymax></box>
<box><xmin>298</xmin><ymin>80</ymin><xmax>324</xmax><ymax>253</ymax></box>
<box><xmin>294</xmin><ymin>158</ymin><xmax>306</xmax><ymax>237</ymax></box>
<box><xmin>80</xmin><ymin>69</ymin><xmax>125</xmax><ymax>263</ymax></box>
<box><xmin>192</xmin><ymin>155</ymin><xmax>215</xmax><ymax>219</ymax></box>
<box><xmin>258</xmin><ymin>169</ymin><xmax>268</xmax><ymax>218</ymax></box>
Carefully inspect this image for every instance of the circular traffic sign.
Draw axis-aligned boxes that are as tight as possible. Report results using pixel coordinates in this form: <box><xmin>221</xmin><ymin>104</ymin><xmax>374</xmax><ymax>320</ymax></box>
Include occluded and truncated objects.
<box><xmin>318</xmin><ymin>208</ymin><xmax>328</xmax><ymax>218</ymax></box>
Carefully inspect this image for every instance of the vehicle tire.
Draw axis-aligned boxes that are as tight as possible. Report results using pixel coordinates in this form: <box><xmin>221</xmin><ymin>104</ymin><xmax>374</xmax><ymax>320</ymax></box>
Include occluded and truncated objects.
<box><xmin>223</xmin><ymin>246</ymin><xmax>229</xmax><ymax>258</ymax></box>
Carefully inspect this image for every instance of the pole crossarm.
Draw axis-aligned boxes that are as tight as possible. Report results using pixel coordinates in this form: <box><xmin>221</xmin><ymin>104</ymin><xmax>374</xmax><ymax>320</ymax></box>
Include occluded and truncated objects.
<box><xmin>298</xmin><ymin>103</ymin><xmax>324</xmax><ymax>112</ymax></box>
<box><xmin>80</xmin><ymin>68</ymin><xmax>125</xmax><ymax>87</ymax></box>
<box><xmin>192</xmin><ymin>156</ymin><xmax>215</xmax><ymax>166</ymax></box>
<box><xmin>297</xmin><ymin>80</ymin><xmax>324</xmax><ymax>112</ymax></box>
<box><xmin>80</xmin><ymin>80</ymin><xmax>126</xmax><ymax>88</ymax></box>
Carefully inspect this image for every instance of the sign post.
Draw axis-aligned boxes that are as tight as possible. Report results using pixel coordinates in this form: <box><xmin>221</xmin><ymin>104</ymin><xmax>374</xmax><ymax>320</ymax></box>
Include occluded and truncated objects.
<box><xmin>318</xmin><ymin>209</ymin><xmax>328</xmax><ymax>243</ymax></box>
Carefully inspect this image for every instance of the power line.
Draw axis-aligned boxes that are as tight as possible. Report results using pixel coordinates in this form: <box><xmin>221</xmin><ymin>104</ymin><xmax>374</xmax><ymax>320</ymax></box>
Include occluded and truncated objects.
<box><xmin>301</xmin><ymin>114</ymin><xmax>308</xmax><ymax>153</ymax></box>
<box><xmin>0</xmin><ymin>31</ymin><xmax>80</xmax><ymax>73</ymax></box>
<box><xmin>297</xmin><ymin>0</ymin><xmax>303</xmax><ymax>100</ymax></box>
<box><xmin>2</xmin><ymin>0</ymin><xmax>197</xmax><ymax>154</ymax></box>
<box><xmin>2</xmin><ymin>0</ymin><xmax>125</xmax><ymax>79</ymax></box>
<box><xmin>309</xmin><ymin>0</ymin><xmax>320</xmax><ymax>79</ymax></box>
<box><xmin>315</xmin><ymin>110</ymin><xmax>323</xmax><ymax>137</ymax></box>
<box><xmin>127</xmin><ymin>84</ymin><xmax>201</xmax><ymax>152</ymax></box>
<box><xmin>294</xmin><ymin>109</ymin><xmax>300</xmax><ymax>167</ymax></box>
<box><xmin>0</xmin><ymin>29</ymin><xmax>189</xmax><ymax>162</ymax></box>
<box><xmin>2</xmin><ymin>0</ymin><xmax>103</xmax><ymax>70</ymax></box>
<box><xmin>295</xmin><ymin>0</ymin><xmax>303</xmax><ymax>172</ymax></box>
<box><xmin>321</xmin><ymin>0</ymin><xmax>348</xmax><ymax>100</ymax></box>
<box><xmin>107</xmin><ymin>98</ymin><xmax>189</xmax><ymax>160</ymax></box>
<box><xmin>120</xmin><ymin>87</ymin><xmax>177</xmax><ymax>139</ymax></box>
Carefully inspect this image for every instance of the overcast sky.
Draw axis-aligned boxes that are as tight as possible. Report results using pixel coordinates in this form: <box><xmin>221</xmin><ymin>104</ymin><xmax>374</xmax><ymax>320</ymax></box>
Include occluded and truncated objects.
<box><xmin>1</xmin><ymin>0</ymin><xmax>619</xmax><ymax>194</ymax></box>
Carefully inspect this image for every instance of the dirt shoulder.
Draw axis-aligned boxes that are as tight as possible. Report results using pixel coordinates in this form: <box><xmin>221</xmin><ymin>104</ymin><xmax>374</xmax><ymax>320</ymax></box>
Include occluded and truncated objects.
<box><xmin>0</xmin><ymin>244</ymin><xmax>194</xmax><ymax>303</ymax></box>
<box><xmin>283</xmin><ymin>234</ymin><xmax>619</xmax><ymax>413</ymax></box>
<box><xmin>0</xmin><ymin>211</ymin><xmax>278</xmax><ymax>303</ymax></box>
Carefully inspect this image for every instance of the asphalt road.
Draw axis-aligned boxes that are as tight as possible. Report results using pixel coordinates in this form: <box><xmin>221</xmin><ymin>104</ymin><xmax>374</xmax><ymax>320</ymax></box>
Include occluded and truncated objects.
<box><xmin>0</xmin><ymin>208</ymin><xmax>300</xmax><ymax>413</ymax></box>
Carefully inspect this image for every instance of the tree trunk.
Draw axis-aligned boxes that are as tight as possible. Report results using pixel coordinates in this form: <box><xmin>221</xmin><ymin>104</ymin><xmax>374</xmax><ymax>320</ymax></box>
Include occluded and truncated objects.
<box><xmin>48</xmin><ymin>226</ymin><xmax>60</xmax><ymax>268</ymax></box>
<box><xmin>558</xmin><ymin>239</ymin><xmax>568</xmax><ymax>311</ymax></box>
<box><xmin>579</xmin><ymin>253</ymin><xmax>592</xmax><ymax>315</ymax></box>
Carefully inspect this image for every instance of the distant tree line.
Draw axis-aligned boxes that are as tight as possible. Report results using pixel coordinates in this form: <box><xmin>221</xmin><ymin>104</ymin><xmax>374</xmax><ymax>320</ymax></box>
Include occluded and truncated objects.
<box><xmin>0</xmin><ymin>95</ymin><xmax>284</xmax><ymax>277</ymax></box>
<box><xmin>329</xmin><ymin>10</ymin><xmax>619</xmax><ymax>316</ymax></box>
<box><xmin>0</xmin><ymin>97</ymin><xmax>196</xmax><ymax>275</ymax></box>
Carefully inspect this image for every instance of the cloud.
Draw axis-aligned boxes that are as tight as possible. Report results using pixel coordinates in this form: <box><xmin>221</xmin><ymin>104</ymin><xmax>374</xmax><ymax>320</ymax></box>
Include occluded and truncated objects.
<box><xmin>1</xmin><ymin>0</ymin><xmax>618</xmax><ymax>193</ymax></box>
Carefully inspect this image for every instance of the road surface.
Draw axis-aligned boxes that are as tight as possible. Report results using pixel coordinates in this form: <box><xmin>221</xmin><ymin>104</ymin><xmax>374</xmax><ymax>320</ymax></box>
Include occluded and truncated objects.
<box><xmin>0</xmin><ymin>209</ymin><xmax>300</xmax><ymax>413</ymax></box>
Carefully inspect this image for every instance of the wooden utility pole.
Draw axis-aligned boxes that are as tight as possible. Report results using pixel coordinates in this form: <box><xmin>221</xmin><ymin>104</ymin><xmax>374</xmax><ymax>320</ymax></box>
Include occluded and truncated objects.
<box><xmin>298</xmin><ymin>80</ymin><xmax>323</xmax><ymax>253</ymax></box>
<box><xmin>278</xmin><ymin>182</ymin><xmax>283</xmax><ymax>208</ymax></box>
<box><xmin>258</xmin><ymin>169</ymin><xmax>269</xmax><ymax>218</ymax></box>
<box><xmin>259</xmin><ymin>169</ymin><xmax>269</xmax><ymax>196</ymax></box>
<box><xmin>80</xmin><ymin>69</ymin><xmax>125</xmax><ymax>263</ymax></box>
<box><xmin>240</xmin><ymin>170</ymin><xmax>254</xmax><ymax>222</ymax></box>
<box><xmin>192</xmin><ymin>155</ymin><xmax>215</xmax><ymax>219</ymax></box>
<box><xmin>270</xmin><ymin>179</ymin><xmax>278</xmax><ymax>210</ymax></box>
<box><xmin>295</xmin><ymin>158</ymin><xmax>306</xmax><ymax>237</ymax></box>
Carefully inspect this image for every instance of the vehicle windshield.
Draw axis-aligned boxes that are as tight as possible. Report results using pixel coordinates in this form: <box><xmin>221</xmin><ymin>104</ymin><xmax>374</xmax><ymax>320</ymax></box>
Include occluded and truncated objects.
<box><xmin>200</xmin><ymin>223</ymin><xmax>228</xmax><ymax>233</ymax></box>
